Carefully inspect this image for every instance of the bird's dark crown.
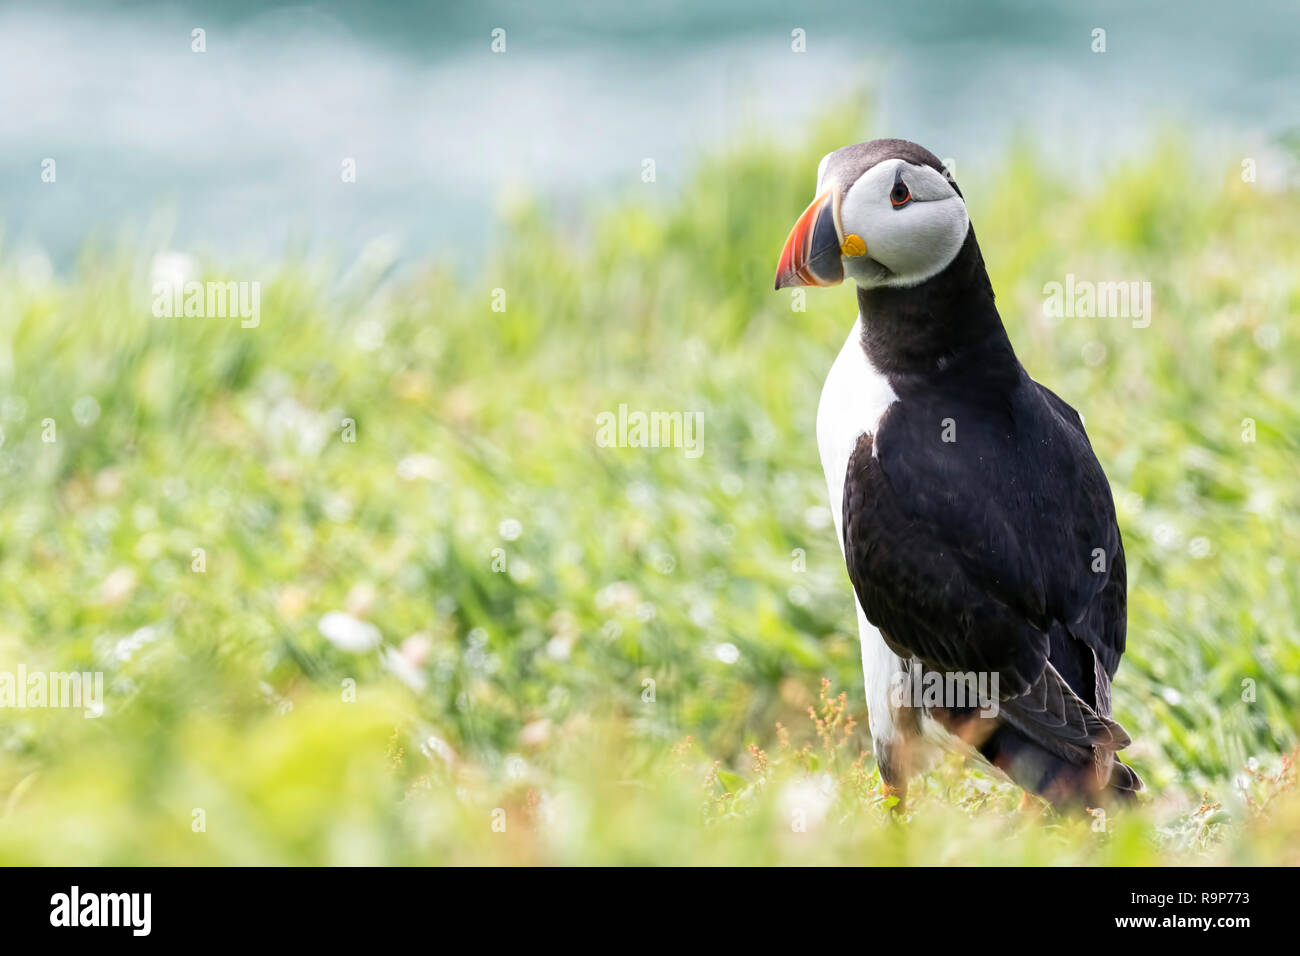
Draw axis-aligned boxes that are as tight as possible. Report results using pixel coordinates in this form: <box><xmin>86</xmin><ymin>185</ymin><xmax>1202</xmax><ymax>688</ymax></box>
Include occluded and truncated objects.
<box><xmin>820</xmin><ymin>138</ymin><xmax>961</xmax><ymax>199</ymax></box>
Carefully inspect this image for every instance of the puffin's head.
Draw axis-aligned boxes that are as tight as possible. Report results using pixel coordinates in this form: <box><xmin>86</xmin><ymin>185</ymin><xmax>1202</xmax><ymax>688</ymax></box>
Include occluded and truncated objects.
<box><xmin>774</xmin><ymin>139</ymin><xmax>969</xmax><ymax>292</ymax></box>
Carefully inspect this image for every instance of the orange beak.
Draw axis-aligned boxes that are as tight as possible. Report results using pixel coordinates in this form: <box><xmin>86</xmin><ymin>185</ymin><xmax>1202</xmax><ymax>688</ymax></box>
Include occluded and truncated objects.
<box><xmin>774</xmin><ymin>187</ymin><xmax>849</xmax><ymax>289</ymax></box>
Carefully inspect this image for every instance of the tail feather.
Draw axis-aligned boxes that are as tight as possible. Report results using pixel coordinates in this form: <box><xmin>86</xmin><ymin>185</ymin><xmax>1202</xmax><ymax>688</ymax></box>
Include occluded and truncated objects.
<box><xmin>1107</xmin><ymin>757</ymin><xmax>1145</xmax><ymax>797</ymax></box>
<box><xmin>922</xmin><ymin>658</ymin><xmax>1144</xmax><ymax>809</ymax></box>
<box><xmin>978</xmin><ymin>720</ymin><xmax>1143</xmax><ymax>808</ymax></box>
<box><xmin>999</xmin><ymin>661</ymin><xmax>1130</xmax><ymax>763</ymax></box>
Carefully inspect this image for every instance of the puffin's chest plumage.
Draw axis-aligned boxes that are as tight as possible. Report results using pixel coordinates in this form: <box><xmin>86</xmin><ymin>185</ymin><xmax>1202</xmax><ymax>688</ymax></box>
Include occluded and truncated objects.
<box><xmin>816</xmin><ymin>316</ymin><xmax>897</xmax><ymax>548</ymax></box>
<box><xmin>815</xmin><ymin>315</ymin><xmax>934</xmax><ymax>761</ymax></box>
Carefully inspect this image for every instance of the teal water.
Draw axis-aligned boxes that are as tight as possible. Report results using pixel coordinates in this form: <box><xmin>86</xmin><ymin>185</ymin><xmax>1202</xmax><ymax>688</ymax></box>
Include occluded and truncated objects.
<box><xmin>1</xmin><ymin>0</ymin><xmax>1296</xmax><ymax>270</ymax></box>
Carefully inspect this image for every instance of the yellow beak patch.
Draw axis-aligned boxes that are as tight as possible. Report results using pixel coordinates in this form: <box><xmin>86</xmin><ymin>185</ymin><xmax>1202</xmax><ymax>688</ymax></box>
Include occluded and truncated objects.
<box><xmin>840</xmin><ymin>233</ymin><xmax>866</xmax><ymax>257</ymax></box>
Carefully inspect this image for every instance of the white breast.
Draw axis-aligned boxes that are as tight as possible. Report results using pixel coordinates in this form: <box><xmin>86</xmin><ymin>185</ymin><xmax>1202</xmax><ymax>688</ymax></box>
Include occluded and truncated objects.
<box><xmin>816</xmin><ymin>316</ymin><xmax>922</xmax><ymax>756</ymax></box>
<box><xmin>815</xmin><ymin>320</ymin><xmax>966</xmax><ymax>775</ymax></box>
<box><xmin>816</xmin><ymin>315</ymin><xmax>898</xmax><ymax>550</ymax></box>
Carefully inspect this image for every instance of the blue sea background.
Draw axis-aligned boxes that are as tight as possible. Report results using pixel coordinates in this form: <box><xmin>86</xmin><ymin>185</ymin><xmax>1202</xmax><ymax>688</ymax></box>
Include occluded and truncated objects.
<box><xmin>1</xmin><ymin>0</ymin><xmax>1297</xmax><ymax>271</ymax></box>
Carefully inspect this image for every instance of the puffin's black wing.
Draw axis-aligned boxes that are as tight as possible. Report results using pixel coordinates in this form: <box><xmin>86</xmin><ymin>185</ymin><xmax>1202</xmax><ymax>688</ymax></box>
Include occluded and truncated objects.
<box><xmin>841</xmin><ymin>433</ymin><xmax>1050</xmax><ymax>696</ymax></box>
<box><xmin>1033</xmin><ymin>381</ymin><xmax>1127</xmax><ymax>681</ymax></box>
<box><xmin>841</xmin><ymin>374</ymin><xmax>1131</xmax><ymax>763</ymax></box>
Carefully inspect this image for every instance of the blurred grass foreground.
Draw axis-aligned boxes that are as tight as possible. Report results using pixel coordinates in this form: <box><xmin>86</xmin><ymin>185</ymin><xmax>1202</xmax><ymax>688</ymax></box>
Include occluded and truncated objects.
<box><xmin>1</xmin><ymin>113</ymin><xmax>1299</xmax><ymax>865</ymax></box>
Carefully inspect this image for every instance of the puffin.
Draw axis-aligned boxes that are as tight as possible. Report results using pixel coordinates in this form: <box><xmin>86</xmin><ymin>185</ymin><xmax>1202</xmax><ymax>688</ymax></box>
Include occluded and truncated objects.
<box><xmin>775</xmin><ymin>139</ymin><xmax>1142</xmax><ymax>809</ymax></box>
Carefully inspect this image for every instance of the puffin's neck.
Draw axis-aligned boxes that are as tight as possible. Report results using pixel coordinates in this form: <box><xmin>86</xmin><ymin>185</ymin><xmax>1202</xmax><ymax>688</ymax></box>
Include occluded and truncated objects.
<box><xmin>856</xmin><ymin>227</ymin><xmax>1019</xmax><ymax>393</ymax></box>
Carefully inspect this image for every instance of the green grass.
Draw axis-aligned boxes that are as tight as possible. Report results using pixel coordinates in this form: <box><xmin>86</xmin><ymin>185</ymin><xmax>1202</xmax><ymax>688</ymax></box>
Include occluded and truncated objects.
<box><xmin>1</xmin><ymin>110</ymin><xmax>1298</xmax><ymax>864</ymax></box>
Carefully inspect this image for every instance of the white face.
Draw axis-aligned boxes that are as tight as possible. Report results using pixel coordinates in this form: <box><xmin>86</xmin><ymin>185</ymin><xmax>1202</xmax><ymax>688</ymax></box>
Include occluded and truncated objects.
<box><xmin>818</xmin><ymin>157</ymin><xmax>969</xmax><ymax>290</ymax></box>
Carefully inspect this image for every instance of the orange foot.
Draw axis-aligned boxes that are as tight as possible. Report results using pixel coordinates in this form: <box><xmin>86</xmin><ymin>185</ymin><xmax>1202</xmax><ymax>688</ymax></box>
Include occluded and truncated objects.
<box><xmin>1017</xmin><ymin>791</ymin><xmax>1045</xmax><ymax>814</ymax></box>
<box><xmin>880</xmin><ymin>781</ymin><xmax>907</xmax><ymax>811</ymax></box>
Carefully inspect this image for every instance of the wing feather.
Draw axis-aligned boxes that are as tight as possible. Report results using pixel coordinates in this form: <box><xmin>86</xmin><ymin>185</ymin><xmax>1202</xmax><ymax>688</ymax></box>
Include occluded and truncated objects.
<box><xmin>840</xmin><ymin>375</ymin><xmax>1133</xmax><ymax>766</ymax></box>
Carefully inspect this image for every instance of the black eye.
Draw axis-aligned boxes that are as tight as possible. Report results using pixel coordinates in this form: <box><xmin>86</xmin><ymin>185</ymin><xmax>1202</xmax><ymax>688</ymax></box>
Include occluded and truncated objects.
<box><xmin>890</xmin><ymin>181</ymin><xmax>911</xmax><ymax>207</ymax></box>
